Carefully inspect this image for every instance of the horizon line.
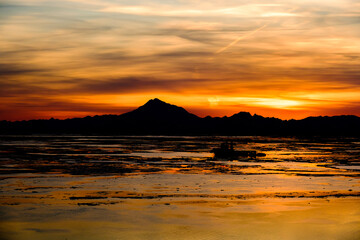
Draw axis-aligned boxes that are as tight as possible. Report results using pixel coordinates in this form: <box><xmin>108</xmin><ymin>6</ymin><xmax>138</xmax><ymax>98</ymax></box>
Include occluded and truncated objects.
<box><xmin>1</xmin><ymin>98</ymin><xmax>359</xmax><ymax>122</ymax></box>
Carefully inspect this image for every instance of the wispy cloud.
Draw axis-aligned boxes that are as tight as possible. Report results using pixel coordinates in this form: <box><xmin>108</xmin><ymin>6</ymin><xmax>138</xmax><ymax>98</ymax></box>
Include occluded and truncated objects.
<box><xmin>100</xmin><ymin>4</ymin><xmax>300</xmax><ymax>18</ymax></box>
<box><xmin>1</xmin><ymin>0</ymin><xmax>360</xmax><ymax>120</ymax></box>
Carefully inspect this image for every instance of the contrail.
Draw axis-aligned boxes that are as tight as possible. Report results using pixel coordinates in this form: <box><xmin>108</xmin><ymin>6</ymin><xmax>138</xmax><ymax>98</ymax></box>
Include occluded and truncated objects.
<box><xmin>215</xmin><ymin>23</ymin><xmax>269</xmax><ymax>54</ymax></box>
<box><xmin>215</xmin><ymin>7</ymin><xmax>298</xmax><ymax>54</ymax></box>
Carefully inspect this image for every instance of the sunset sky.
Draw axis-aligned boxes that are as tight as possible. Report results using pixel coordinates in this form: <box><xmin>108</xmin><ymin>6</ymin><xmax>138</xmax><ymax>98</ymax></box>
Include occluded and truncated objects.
<box><xmin>1</xmin><ymin>0</ymin><xmax>360</xmax><ymax>120</ymax></box>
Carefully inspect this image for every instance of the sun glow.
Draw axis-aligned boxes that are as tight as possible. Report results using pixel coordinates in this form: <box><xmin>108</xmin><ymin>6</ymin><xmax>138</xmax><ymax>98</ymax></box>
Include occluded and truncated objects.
<box><xmin>254</xmin><ymin>98</ymin><xmax>303</xmax><ymax>109</ymax></box>
<box><xmin>1</xmin><ymin>0</ymin><xmax>359</xmax><ymax>121</ymax></box>
<box><xmin>207</xmin><ymin>97</ymin><xmax>303</xmax><ymax>109</ymax></box>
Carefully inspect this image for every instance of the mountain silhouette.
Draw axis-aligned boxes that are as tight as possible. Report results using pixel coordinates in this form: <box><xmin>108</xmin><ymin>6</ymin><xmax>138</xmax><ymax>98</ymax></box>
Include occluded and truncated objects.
<box><xmin>121</xmin><ymin>98</ymin><xmax>199</xmax><ymax>122</ymax></box>
<box><xmin>0</xmin><ymin>98</ymin><xmax>359</xmax><ymax>136</ymax></box>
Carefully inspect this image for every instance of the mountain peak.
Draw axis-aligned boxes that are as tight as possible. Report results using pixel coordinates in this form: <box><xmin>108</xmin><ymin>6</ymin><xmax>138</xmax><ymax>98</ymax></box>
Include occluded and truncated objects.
<box><xmin>121</xmin><ymin>98</ymin><xmax>199</xmax><ymax>121</ymax></box>
<box><xmin>144</xmin><ymin>98</ymin><xmax>167</xmax><ymax>106</ymax></box>
<box><xmin>150</xmin><ymin>98</ymin><xmax>163</xmax><ymax>102</ymax></box>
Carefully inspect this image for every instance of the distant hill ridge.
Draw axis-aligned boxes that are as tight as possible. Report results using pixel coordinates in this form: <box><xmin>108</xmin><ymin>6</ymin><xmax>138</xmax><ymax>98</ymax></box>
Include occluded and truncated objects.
<box><xmin>0</xmin><ymin>98</ymin><xmax>359</xmax><ymax>136</ymax></box>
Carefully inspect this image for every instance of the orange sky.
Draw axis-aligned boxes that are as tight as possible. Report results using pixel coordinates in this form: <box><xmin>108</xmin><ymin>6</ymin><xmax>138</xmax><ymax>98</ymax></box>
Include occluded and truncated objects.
<box><xmin>1</xmin><ymin>0</ymin><xmax>360</xmax><ymax>120</ymax></box>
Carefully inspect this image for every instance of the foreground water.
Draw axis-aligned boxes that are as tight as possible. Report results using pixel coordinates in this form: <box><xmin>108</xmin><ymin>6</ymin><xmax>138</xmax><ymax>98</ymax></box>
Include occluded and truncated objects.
<box><xmin>0</xmin><ymin>135</ymin><xmax>359</xmax><ymax>240</ymax></box>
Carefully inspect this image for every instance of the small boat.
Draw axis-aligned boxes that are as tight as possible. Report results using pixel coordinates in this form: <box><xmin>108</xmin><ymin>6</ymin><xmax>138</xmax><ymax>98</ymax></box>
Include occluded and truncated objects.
<box><xmin>211</xmin><ymin>141</ymin><xmax>266</xmax><ymax>159</ymax></box>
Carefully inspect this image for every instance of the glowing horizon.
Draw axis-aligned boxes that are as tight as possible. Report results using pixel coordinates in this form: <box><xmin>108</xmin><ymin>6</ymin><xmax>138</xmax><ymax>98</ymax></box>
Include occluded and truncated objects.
<box><xmin>1</xmin><ymin>0</ymin><xmax>360</xmax><ymax>121</ymax></box>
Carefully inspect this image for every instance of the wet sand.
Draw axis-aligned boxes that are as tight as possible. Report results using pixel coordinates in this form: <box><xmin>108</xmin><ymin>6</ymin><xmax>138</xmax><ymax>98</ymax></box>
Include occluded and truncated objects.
<box><xmin>0</xmin><ymin>136</ymin><xmax>359</xmax><ymax>239</ymax></box>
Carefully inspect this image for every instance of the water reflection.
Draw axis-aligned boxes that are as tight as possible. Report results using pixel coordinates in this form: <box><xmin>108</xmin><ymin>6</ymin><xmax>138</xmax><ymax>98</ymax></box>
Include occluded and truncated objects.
<box><xmin>0</xmin><ymin>136</ymin><xmax>359</xmax><ymax>239</ymax></box>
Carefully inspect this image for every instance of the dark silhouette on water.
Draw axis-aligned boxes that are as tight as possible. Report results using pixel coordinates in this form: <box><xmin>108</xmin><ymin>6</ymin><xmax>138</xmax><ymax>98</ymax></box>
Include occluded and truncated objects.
<box><xmin>0</xmin><ymin>98</ymin><xmax>359</xmax><ymax>136</ymax></box>
<box><xmin>212</xmin><ymin>141</ymin><xmax>266</xmax><ymax>159</ymax></box>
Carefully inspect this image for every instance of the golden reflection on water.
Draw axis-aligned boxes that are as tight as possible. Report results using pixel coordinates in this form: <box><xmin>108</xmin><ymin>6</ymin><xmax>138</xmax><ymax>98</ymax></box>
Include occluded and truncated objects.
<box><xmin>0</xmin><ymin>136</ymin><xmax>359</xmax><ymax>239</ymax></box>
<box><xmin>1</xmin><ymin>198</ymin><xmax>359</xmax><ymax>240</ymax></box>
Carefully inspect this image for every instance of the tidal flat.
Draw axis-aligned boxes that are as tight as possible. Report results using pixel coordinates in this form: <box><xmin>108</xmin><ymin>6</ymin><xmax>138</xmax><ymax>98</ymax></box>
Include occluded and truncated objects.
<box><xmin>0</xmin><ymin>135</ymin><xmax>359</xmax><ymax>240</ymax></box>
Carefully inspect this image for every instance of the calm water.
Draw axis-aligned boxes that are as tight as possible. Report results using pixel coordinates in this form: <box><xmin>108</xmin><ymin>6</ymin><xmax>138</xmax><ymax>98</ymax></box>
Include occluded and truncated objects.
<box><xmin>0</xmin><ymin>135</ymin><xmax>359</xmax><ymax>240</ymax></box>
